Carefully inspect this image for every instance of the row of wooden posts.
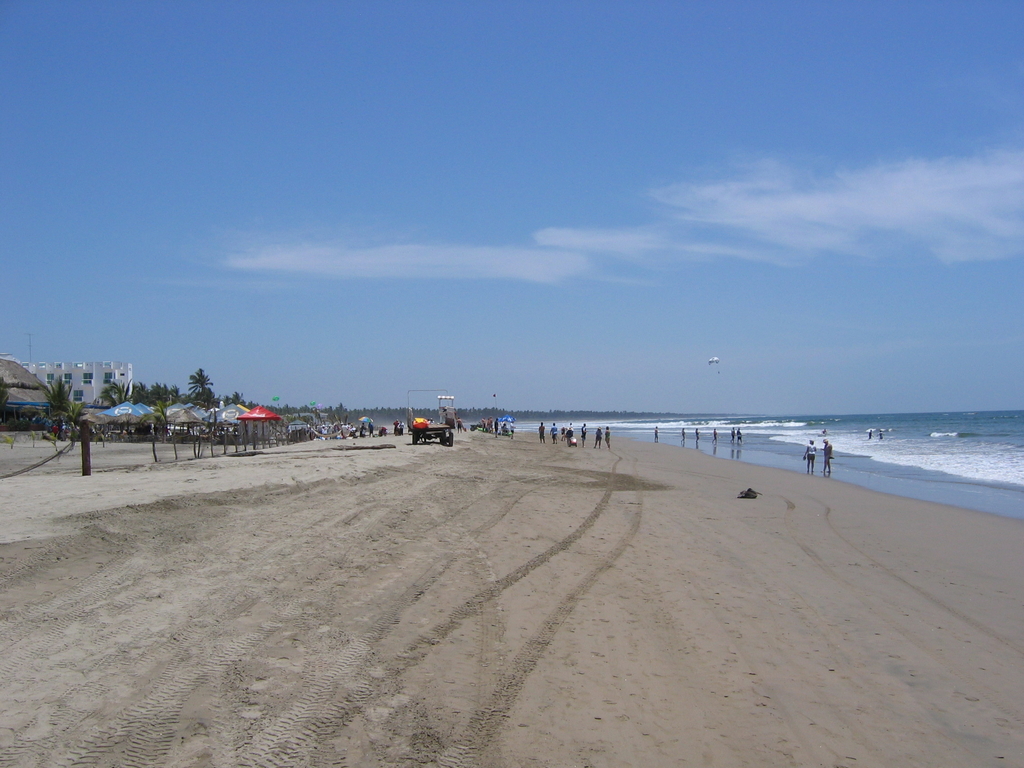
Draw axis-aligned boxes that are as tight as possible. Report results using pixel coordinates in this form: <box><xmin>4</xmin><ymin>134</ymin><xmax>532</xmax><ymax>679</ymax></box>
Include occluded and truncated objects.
<box><xmin>77</xmin><ymin>421</ymin><xmax>282</xmax><ymax>476</ymax></box>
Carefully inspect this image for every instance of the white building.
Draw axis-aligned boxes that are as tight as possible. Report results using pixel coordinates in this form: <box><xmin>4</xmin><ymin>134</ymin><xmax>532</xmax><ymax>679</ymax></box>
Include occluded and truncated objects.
<box><xmin>22</xmin><ymin>360</ymin><xmax>133</xmax><ymax>404</ymax></box>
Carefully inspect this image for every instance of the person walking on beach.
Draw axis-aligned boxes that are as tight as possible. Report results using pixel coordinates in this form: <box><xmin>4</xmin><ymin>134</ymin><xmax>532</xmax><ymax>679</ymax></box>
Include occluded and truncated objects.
<box><xmin>713</xmin><ymin>429</ymin><xmax>718</xmax><ymax>444</ymax></box>
<box><xmin>695</xmin><ymin>428</ymin><xmax>700</xmax><ymax>442</ymax></box>
<box><xmin>654</xmin><ymin>426</ymin><xmax>659</xmax><ymax>443</ymax></box>
<box><xmin>595</xmin><ymin>427</ymin><xmax>603</xmax><ymax>448</ymax></box>
<box><xmin>680</xmin><ymin>427</ymin><xmax>685</xmax><ymax>443</ymax></box>
<box><xmin>604</xmin><ymin>427</ymin><xmax>611</xmax><ymax>449</ymax></box>
<box><xmin>822</xmin><ymin>439</ymin><xmax>833</xmax><ymax>476</ymax></box>
<box><xmin>551</xmin><ymin>424</ymin><xmax>558</xmax><ymax>445</ymax></box>
<box><xmin>736</xmin><ymin>429</ymin><xmax>743</xmax><ymax>444</ymax></box>
<box><xmin>731</xmin><ymin>428</ymin><xmax>736</xmax><ymax>442</ymax></box>
<box><xmin>581</xmin><ymin>424</ymin><xmax>587</xmax><ymax>447</ymax></box>
<box><xmin>804</xmin><ymin>440</ymin><xmax>817</xmax><ymax>473</ymax></box>
<box><xmin>539</xmin><ymin>423</ymin><xmax>546</xmax><ymax>443</ymax></box>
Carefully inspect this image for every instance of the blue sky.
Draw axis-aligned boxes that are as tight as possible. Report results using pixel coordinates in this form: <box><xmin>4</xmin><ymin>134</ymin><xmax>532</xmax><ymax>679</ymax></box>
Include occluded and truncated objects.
<box><xmin>2</xmin><ymin>1</ymin><xmax>1023</xmax><ymax>414</ymax></box>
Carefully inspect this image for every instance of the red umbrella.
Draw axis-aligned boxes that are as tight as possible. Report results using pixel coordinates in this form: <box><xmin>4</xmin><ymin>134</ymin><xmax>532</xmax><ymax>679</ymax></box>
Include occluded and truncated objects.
<box><xmin>237</xmin><ymin>405</ymin><xmax>283</xmax><ymax>421</ymax></box>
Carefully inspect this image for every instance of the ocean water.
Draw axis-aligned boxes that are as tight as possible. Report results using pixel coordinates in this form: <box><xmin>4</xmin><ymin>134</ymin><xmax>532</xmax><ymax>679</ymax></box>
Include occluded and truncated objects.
<box><xmin>523</xmin><ymin>411</ymin><xmax>1024</xmax><ymax>520</ymax></box>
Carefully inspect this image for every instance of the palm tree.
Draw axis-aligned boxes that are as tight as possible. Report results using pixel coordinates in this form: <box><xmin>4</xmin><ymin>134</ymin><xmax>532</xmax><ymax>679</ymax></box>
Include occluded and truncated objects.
<box><xmin>130</xmin><ymin>382</ymin><xmax>149</xmax><ymax>405</ymax></box>
<box><xmin>43</xmin><ymin>379</ymin><xmax>72</xmax><ymax>418</ymax></box>
<box><xmin>0</xmin><ymin>376</ymin><xmax>9</xmax><ymax>423</ymax></box>
<box><xmin>145</xmin><ymin>401</ymin><xmax>172</xmax><ymax>462</ymax></box>
<box><xmin>64</xmin><ymin>400</ymin><xmax>95</xmax><ymax>473</ymax></box>
<box><xmin>101</xmin><ymin>380</ymin><xmax>132</xmax><ymax>406</ymax></box>
<box><xmin>147</xmin><ymin>383</ymin><xmax>182</xmax><ymax>405</ymax></box>
<box><xmin>65</xmin><ymin>401</ymin><xmax>87</xmax><ymax>436</ymax></box>
<box><xmin>188</xmin><ymin>368</ymin><xmax>214</xmax><ymax>408</ymax></box>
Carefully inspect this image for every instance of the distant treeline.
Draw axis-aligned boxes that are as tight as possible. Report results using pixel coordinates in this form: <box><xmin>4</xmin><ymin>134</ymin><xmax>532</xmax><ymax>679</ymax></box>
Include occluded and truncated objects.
<box><xmin>126</xmin><ymin>390</ymin><xmax>689</xmax><ymax>425</ymax></box>
<box><xmin>346</xmin><ymin>407</ymin><xmax>690</xmax><ymax>423</ymax></box>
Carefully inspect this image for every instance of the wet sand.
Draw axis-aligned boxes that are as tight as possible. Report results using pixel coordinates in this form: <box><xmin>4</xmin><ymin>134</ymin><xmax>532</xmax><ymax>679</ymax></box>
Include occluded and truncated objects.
<box><xmin>0</xmin><ymin>432</ymin><xmax>1022</xmax><ymax>766</ymax></box>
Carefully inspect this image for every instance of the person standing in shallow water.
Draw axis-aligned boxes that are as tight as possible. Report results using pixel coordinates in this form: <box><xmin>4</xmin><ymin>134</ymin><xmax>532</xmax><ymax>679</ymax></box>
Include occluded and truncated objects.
<box><xmin>822</xmin><ymin>439</ymin><xmax>833</xmax><ymax>476</ymax></box>
<box><xmin>804</xmin><ymin>440</ymin><xmax>817</xmax><ymax>473</ymax></box>
<box><xmin>654</xmin><ymin>426</ymin><xmax>659</xmax><ymax>443</ymax></box>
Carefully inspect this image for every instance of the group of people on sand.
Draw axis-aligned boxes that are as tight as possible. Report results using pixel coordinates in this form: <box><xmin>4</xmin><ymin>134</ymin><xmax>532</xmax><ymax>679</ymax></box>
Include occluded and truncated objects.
<box><xmin>538</xmin><ymin>422</ymin><xmax>611</xmax><ymax>449</ymax></box>
<box><xmin>804</xmin><ymin>438</ymin><xmax>833</xmax><ymax>475</ymax></box>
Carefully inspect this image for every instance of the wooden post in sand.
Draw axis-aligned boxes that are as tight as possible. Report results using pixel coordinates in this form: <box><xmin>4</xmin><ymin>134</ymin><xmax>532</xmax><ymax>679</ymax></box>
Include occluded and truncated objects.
<box><xmin>80</xmin><ymin>420</ymin><xmax>92</xmax><ymax>476</ymax></box>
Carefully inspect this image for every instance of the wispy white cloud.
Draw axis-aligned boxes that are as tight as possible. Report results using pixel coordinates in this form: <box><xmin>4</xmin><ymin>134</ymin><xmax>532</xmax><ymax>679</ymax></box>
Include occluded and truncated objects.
<box><xmin>536</xmin><ymin>150</ymin><xmax>1024</xmax><ymax>266</ymax></box>
<box><xmin>654</xmin><ymin>150</ymin><xmax>1024</xmax><ymax>264</ymax></box>
<box><xmin>532</xmin><ymin>226</ymin><xmax>668</xmax><ymax>255</ymax></box>
<box><xmin>225</xmin><ymin>242</ymin><xmax>590</xmax><ymax>283</ymax></box>
<box><xmin>224</xmin><ymin>149</ymin><xmax>1024</xmax><ymax>282</ymax></box>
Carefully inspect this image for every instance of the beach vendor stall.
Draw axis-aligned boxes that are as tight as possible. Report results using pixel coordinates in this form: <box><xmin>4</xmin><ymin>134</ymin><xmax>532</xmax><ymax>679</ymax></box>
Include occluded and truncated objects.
<box><xmin>237</xmin><ymin>405</ymin><xmax>283</xmax><ymax>449</ymax></box>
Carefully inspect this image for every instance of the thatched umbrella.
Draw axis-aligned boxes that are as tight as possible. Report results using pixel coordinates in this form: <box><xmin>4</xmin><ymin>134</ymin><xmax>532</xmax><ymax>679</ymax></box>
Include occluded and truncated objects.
<box><xmin>0</xmin><ymin>358</ymin><xmax>47</xmax><ymax>418</ymax></box>
<box><xmin>167</xmin><ymin>408</ymin><xmax>204</xmax><ymax>425</ymax></box>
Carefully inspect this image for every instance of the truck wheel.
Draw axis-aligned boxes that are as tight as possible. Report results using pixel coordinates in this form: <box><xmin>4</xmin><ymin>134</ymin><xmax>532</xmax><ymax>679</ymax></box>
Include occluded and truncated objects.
<box><xmin>412</xmin><ymin>431</ymin><xmax>420</xmax><ymax>445</ymax></box>
<box><xmin>444</xmin><ymin>430</ymin><xmax>454</xmax><ymax>447</ymax></box>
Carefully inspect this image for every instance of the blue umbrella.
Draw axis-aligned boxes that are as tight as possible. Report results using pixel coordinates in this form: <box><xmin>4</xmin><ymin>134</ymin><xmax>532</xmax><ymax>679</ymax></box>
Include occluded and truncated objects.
<box><xmin>101</xmin><ymin>402</ymin><xmax>154</xmax><ymax>419</ymax></box>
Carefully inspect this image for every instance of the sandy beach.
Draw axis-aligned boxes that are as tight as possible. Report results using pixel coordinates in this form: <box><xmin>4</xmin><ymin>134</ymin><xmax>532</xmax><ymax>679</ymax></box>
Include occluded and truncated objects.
<box><xmin>0</xmin><ymin>431</ymin><xmax>1022</xmax><ymax>767</ymax></box>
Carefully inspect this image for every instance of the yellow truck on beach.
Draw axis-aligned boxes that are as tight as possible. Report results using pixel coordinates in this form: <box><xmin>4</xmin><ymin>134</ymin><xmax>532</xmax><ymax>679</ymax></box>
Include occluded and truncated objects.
<box><xmin>408</xmin><ymin>395</ymin><xmax>456</xmax><ymax>446</ymax></box>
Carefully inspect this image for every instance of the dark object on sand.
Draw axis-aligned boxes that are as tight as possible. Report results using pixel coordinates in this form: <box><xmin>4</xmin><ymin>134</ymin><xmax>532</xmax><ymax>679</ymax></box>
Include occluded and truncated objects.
<box><xmin>737</xmin><ymin>488</ymin><xmax>761</xmax><ymax>499</ymax></box>
<box><xmin>227</xmin><ymin>451</ymin><xmax>265</xmax><ymax>457</ymax></box>
<box><xmin>335</xmin><ymin>443</ymin><xmax>397</xmax><ymax>451</ymax></box>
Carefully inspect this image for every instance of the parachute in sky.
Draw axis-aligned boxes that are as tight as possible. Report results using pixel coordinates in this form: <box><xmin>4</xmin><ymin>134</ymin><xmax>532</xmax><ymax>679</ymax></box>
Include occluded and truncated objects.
<box><xmin>708</xmin><ymin>357</ymin><xmax>720</xmax><ymax>365</ymax></box>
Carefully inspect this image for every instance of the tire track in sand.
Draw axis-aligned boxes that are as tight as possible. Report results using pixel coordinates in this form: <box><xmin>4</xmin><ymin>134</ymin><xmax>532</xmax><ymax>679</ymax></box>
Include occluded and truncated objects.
<box><xmin>434</xmin><ymin>455</ymin><xmax>643</xmax><ymax>768</ymax></box>
<box><xmin>397</xmin><ymin>457</ymin><xmax>623</xmax><ymax>666</ymax></box>
<box><xmin>233</xmin><ymin>454</ymin><xmax>625</xmax><ymax>767</ymax></box>
<box><xmin>2</xmin><ymin>476</ymin><xmax>435</xmax><ymax>768</ymax></box>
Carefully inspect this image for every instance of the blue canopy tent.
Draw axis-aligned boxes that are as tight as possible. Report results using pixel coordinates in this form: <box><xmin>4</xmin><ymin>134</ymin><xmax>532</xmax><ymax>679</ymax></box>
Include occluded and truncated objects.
<box><xmin>205</xmin><ymin>405</ymin><xmax>248</xmax><ymax>423</ymax></box>
<box><xmin>497</xmin><ymin>414</ymin><xmax>516</xmax><ymax>422</ymax></box>
<box><xmin>101</xmin><ymin>402</ymin><xmax>154</xmax><ymax>420</ymax></box>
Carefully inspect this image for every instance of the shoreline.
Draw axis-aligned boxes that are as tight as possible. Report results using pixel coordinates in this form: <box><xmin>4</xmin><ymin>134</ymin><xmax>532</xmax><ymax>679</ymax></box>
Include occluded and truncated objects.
<box><xmin>675</xmin><ymin>434</ymin><xmax>1024</xmax><ymax>521</ymax></box>
<box><xmin>1</xmin><ymin>433</ymin><xmax>1022</xmax><ymax>765</ymax></box>
<box><xmin>520</xmin><ymin>419</ymin><xmax>1024</xmax><ymax>521</ymax></box>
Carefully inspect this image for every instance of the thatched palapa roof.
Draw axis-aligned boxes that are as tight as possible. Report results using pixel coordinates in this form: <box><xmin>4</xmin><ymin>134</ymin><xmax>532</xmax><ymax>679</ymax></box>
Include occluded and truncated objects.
<box><xmin>0</xmin><ymin>358</ymin><xmax>46</xmax><ymax>405</ymax></box>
